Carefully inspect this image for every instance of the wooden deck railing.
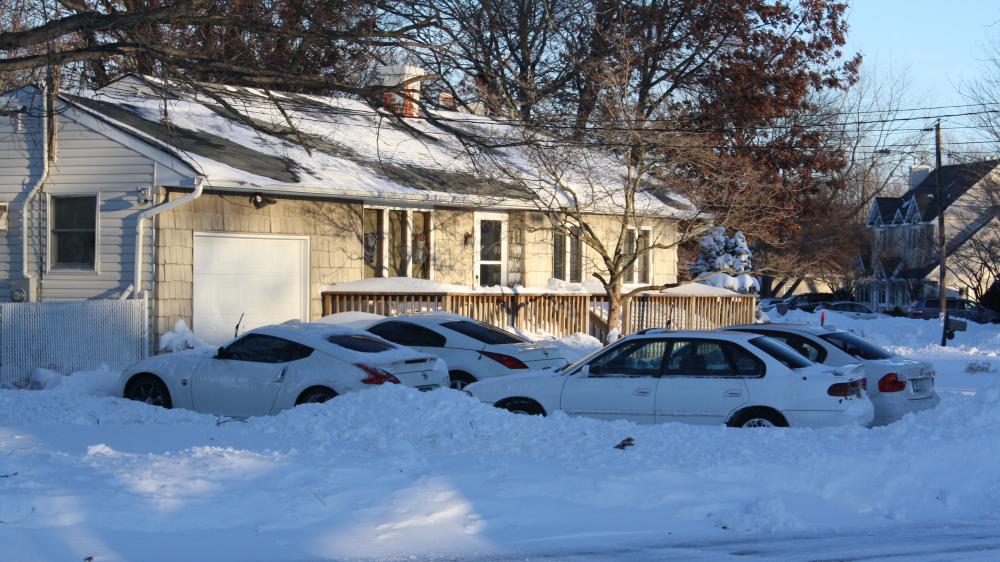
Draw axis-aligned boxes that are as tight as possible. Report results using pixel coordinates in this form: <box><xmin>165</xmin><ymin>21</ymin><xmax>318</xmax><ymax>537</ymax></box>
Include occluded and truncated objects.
<box><xmin>322</xmin><ymin>290</ymin><xmax>756</xmax><ymax>339</ymax></box>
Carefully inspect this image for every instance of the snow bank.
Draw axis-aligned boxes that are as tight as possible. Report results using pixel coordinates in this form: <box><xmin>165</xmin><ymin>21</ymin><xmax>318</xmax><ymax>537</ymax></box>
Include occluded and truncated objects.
<box><xmin>159</xmin><ymin>319</ymin><xmax>214</xmax><ymax>352</ymax></box>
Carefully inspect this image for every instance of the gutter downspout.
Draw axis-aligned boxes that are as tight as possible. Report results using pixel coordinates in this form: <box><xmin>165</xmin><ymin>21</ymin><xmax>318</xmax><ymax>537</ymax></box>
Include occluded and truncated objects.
<box><xmin>20</xmin><ymin>89</ymin><xmax>50</xmax><ymax>293</ymax></box>
<box><xmin>133</xmin><ymin>177</ymin><xmax>204</xmax><ymax>296</ymax></box>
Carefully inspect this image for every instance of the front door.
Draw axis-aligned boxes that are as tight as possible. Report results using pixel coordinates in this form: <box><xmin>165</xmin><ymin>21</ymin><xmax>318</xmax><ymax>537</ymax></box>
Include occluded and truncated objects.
<box><xmin>655</xmin><ymin>339</ymin><xmax>754</xmax><ymax>425</ymax></box>
<box><xmin>192</xmin><ymin>334</ymin><xmax>310</xmax><ymax>416</ymax></box>
<box><xmin>560</xmin><ymin>338</ymin><xmax>668</xmax><ymax>423</ymax></box>
<box><xmin>475</xmin><ymin>212</ymin><xmax>507</xmax><ymax>286</ymax></box>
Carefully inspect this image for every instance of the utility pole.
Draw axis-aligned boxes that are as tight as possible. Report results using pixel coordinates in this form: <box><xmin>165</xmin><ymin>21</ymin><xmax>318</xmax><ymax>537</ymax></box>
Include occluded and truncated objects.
<box><xmin>934</xmin><ymin>120</ymin><xmax>948</xmax><ymax>346</ymax></box>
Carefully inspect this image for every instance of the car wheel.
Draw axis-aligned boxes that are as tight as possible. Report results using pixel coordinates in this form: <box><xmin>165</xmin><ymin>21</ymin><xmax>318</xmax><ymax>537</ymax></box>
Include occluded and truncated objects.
<box><xmin>295</xmin><ymin>386</ymin><xmax>337</xmax><ymax>406</ymax></box>
<box><xmin>124</xmin><ymin>374</ymin><xmax>173</xmax><ymax>409</ymax></box>
<box><xmin>449</xmin><ymin>371</ymin><xmax>477</xmax><ymax>391</ymax></box>
<box><xmin>497</xmin><ymin>398</ymin><xmax>545</xmax><ymax>416</ymax></box>
<box><xmin>729</xmin><ymin>408</ymin><xmax>787</xmax><ymax>428</ymax></box>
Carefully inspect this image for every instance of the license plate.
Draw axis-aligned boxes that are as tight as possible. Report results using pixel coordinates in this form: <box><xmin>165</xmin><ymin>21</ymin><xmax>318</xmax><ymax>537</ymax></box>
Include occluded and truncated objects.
<box><xmin>911</xmin><ymin>378</ymin><xmax>931</xmax><ymax>393</ymax></box>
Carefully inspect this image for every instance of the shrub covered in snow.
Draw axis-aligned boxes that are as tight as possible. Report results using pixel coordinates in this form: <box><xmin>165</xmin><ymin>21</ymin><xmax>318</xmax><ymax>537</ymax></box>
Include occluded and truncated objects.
<box><xmin>691</xmin><ymin>227</ymin><xmax>753</xmax><ymax>276</ymax></box>
<box><xmin>159</xmin><ymin>319</ymin><xmax>213</xmax><ymax>353</ymax></box>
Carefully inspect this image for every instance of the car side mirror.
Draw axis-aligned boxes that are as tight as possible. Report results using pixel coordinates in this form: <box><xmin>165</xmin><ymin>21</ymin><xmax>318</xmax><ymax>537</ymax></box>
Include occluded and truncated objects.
<box><xmin>215</xmin><ymin>346</ymin><xmax>228</xmax><ymax>359</ymax></box>
<box><xmin>577</xmin><ymin>364</ymin><xmax>591</xmax><ymax>377</ymax></box>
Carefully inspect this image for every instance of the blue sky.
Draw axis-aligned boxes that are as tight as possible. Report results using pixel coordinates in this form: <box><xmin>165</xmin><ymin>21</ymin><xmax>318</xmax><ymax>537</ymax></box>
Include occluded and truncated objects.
<box><xmin>845</xmin><ymin>0</ymin><xmax>1000</xmax><ymax>107</ymax></box>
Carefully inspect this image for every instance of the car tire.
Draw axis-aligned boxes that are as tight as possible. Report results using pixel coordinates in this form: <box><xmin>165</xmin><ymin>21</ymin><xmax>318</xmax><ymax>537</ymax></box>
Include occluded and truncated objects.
<box><xmin>497</xmin><ymin>398</ymin><xmax>545</xmax><ymax>416</ymax></box>
<box><xmin>124</xmin><ymin>374</ymin><xmax>173</xmax><ymax>409</ymax></box>
<box><xmin>728</xmin><ymin>408</ymin><xmax>787</xmax><ymax>428</ymax></box>
<box><xmin>295</xmin><ymin>386</ymin><xmax>338</xmax><ymax>406</ymax></box>
<box><xmin>449</xmin><ymin>371</ymin><xmax>477</xmax><ymax>391</ymax></box>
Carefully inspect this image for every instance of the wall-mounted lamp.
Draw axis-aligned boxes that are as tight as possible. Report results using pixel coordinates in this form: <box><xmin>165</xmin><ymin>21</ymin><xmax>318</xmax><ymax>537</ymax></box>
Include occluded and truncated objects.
<box><xmin>136</xmin><ymin>186</ymin><xmax>152</xmax><ymax>205</ymax></box>
<box><xmin>250</xmin><ymin>193</ymin><xmax>277</xmax><ymax>210</ymax></box>
<box><xmin>463</xmin><ymin>232</ymin><xmax>474</xmax><ymax>246</ymax></box>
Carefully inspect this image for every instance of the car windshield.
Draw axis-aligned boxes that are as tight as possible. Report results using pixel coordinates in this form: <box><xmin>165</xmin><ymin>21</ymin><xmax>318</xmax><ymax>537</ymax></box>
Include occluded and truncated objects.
<box><xmin>820</xmin><ymin>332</ymin><xmax>893</xmax><ymax>360</ymax></box>
<box><xmin>750</xmin><ymin>336</ymin><xmax>814</xmax><ymax>369</ymax></box>
<box><xmin>327</xmin><ymin>334</ymin><xmax>395</xmax><ymax>353</ymax></box>
<box><xmin>441</xmin><ymin>320</ymin><xmax>525</xmax><ymax>344</ymax></box>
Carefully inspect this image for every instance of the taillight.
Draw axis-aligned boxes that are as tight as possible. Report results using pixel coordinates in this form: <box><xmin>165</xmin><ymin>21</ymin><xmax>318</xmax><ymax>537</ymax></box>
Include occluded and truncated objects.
<box><xmin>355</xmin><ymin>363</ymin><xmax>400</xmax><ymax>385</ymax></box>
<box><xmin>482</xmin><ymin>351</ymin><xmax>528</xmax><ymax>369</ymax></box>
<box><xmin>828</xmin><ymin>378</ymin><xmax>865</xmax><ymax>398</ymax></box>
<box><xmin>877</xmin><ymin>373</ymin><xmax>907</xmax><ymax>393</ymax></box>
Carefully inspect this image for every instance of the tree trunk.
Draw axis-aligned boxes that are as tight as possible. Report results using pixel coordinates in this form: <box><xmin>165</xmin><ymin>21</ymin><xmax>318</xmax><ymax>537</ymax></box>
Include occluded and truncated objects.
<box><xmin>605</xmin><ymin>277</ymin><xmax>624</xmax><ymax>343</ymax></box>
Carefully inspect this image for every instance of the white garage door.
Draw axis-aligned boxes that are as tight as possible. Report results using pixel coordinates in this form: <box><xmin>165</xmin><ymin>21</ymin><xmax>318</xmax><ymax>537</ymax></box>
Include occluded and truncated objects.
<box><xmin>193</xmin><ymin>233</ymin><xmax>309</xmax><ymax>345</ymax></box>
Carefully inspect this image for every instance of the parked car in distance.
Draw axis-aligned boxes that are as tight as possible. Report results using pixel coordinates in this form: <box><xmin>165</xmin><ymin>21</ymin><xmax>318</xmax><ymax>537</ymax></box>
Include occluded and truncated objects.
<box><xmin>466</xmin><ymin>330</ymin><xmax>874</xmax><ymax>428</ymax></box>
<box><xmin>724</xmin><ymin>324</ymin><xmax>939</xmax><ymax>426</ymax></box>
<box><xmin>120</xmin><ymin>322</ymin><xmax>448</xmax><ymax>417</ymax></box>
<box><xmin>815</xmin><ymin>301</ymin><xmax>881</xmax><ymax>320</ymax></box>
<box><xmin>907</xmin><ymin>298</ymin><xmax>999</xmax><ymax>324</ymax></box>
<box><xmin>320</xmin><ymin>312</ymin><xmax>568</xmax><ymax>390</ymax></box>
<box><xmin>762</xmin><ymin>293</ymin><xmax>834</xmax><ymax>313</ymax></box>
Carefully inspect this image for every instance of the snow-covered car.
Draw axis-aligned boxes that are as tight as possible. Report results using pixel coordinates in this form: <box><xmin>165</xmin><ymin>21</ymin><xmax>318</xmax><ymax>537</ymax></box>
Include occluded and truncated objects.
<box><xmin>466</xmin><ymin>330</ymin><xmax>874</xmax><ymax>428</ymax></box>
<box><xmin>320</xmin><ymin>312</ymin><xmax>568</xmax><ymax>389</ymax></box>
<box><xmin>815</xmin><ymin>301</ymin><xmax>881</xmax><ymax>320</ymax></box>
<box><xmin>120</xmin><ymin>322</ymin><xmax>448</xmax><ymax>417</ymax></box>
<box><xmin>724</xmin><ymin>324</ymin><xmax>939</xmax><ymax>425</ymax></box>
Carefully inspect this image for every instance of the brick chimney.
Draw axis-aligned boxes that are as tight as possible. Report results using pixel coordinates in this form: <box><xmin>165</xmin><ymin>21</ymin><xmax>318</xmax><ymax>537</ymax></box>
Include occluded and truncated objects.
<box><xmin>378</xmin><ymin>64</ymin><xmax>423</xmax><ymax>118</ymax></box>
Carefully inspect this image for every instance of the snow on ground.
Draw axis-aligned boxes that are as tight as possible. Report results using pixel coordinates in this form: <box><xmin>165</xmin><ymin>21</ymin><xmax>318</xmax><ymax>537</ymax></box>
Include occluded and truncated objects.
<box><xmin>2</xmin><ymin>320</ymin><xmax>1000</xmax><ymax>561</ymax></box>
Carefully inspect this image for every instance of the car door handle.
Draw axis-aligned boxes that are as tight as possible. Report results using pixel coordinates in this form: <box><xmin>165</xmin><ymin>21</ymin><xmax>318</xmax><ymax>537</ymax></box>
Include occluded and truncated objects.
<box><xmin>724</xmin><ymin>389</ymin><xmax>743</xmax><ymax>397</ymax></box>
<box><xmin>633</xmin><ymin>388</ymin><xmax>651</xmax><ymax>396</ymax></box>
<box><xmin>274</xmin><ymin>366</ymin><xmax>288</xmax><ymax>383</ymax></box>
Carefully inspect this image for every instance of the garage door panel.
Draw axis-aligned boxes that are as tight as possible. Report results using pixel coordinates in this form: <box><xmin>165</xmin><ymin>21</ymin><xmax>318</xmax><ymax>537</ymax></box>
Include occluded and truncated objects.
<box><xmin>193</xmin><ymin>234</ymin><xmax>308</xmax><ymax>345</ymax></box>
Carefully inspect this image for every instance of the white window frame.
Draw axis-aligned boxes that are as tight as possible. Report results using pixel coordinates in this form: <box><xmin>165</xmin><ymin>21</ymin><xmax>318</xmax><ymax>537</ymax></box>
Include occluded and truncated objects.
<box><xmin>552</xmin><ymin>225</ymin><xmax>585</xmax><ymax>283</ymax></box>
<box><xmin>362</xmin><ymin>205</ymin><xmax>434</xmax><ymax>280</ymax></box>
<box><xmin>46</xmin><ymin>192</ymin><xmax>101</xmax><ymax>274</ymax></box>
<box><xmin>624</xmin><ymin>226</ymin><xmax>653</xmax><ymax>285</ymax></box>
<box><xmin>474</xmin><ymin>211</ymin><xmax>508</xmax><ymax>286</ymax></box>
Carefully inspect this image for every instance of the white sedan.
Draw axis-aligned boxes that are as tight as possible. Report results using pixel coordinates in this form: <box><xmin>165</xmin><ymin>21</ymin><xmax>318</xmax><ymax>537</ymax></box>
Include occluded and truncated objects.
<box><xmin>320</xmin><ymin>312</ymin><xmax>568</xmax><ymax>390</ymax></box>
<box><xmin>725</xmin><ymin>324</ymin><xmax>939</xmax><ymax>425</ymax></box>
<box><xmin>119</xmin><ymin>322</ymin><xmax>448</xmax><ymax>417</ymax></box>
<box><xmin>815</xmin><ymin>301</ymin><xmax>882</xmax><ymax>320</ymax></box>
<box><xmin>466</xmin><ymin>330</ymin><xmax>874</xmax><ymax>428</ymax></box>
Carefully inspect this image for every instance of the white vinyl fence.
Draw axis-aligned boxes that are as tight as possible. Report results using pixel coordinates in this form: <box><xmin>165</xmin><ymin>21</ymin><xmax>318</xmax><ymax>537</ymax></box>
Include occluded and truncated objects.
<box><xmin>1</xmin><ymin>297</ymin><xmax>149</xmax><ymax>387</ymax></box>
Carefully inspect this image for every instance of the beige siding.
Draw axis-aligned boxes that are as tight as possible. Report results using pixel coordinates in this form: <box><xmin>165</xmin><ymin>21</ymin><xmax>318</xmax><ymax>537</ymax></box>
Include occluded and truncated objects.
<box><xmin>154</xmin><ymin>193</ymin><xmax>363</xmax><ymax>338</ymax></box>
<box><xmin>432</xmin><ymin>209</ymin><xmax>475</xmax><ymax>285</ymax></box>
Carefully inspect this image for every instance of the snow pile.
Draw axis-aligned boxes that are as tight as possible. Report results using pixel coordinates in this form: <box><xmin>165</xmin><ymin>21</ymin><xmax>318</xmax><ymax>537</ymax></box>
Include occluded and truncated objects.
<box><xmin>26</xmin><ymin>366</ymin><xmax>121</xmax><ymax>396</ymax></box>
<box><xmin>159</xmin><ymin>319</ymin><xmax>213</xmax><ymax>353</ymax></box>
<box><xmin>517</xmin><ymin>331</ymin><xmax>603</xmax><ymax>363</ymax></box>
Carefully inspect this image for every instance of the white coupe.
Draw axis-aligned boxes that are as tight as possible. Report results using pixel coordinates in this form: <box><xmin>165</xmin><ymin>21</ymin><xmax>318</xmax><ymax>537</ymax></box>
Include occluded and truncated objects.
<box><xmin>725</xmin><ymin>324</ymin><xmax>940</xmax><ymax>425</ymax></box>
<box><xmin>119</xmin><ymin>322</ymin><xmax>448</xmax><ymax>417</ymax></box>
<box><xmin>321</xmin><ymin>312</ymin><xmax>568</xmax><ymax>390</ymax></box>
<box><xmin>466</xmin><ymin>330</ymin><xmax>874</xmax><ymax>428</ymax></box>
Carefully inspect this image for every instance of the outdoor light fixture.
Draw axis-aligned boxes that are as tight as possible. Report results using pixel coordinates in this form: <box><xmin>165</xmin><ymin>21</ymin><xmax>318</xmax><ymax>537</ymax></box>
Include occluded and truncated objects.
<box><xmin>136</xmin><ymin>186</ymin><xmax>151</xmax><ymax>205</ymax></box>
<box><xmin>250</xmin><ymin>193</ymin><xmax>277</xmax><ymax>209</ymax></box>
<box><xmin>463</xmin><ymin>232</ymin><xmax>474</xmax><ymax>246</ymax></box>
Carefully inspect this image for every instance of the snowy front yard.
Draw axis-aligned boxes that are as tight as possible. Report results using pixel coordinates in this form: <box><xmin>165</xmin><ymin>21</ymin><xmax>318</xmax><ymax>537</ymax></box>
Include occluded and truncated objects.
<box><xmin>2</xmin><ymin>313</ymin><xmax>1000</xmax><ymax>561</ymax></box>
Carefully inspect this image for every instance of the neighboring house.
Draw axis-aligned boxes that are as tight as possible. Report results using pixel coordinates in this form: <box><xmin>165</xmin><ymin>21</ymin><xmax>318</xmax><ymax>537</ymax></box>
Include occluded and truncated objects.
<box><xmin>0</xmin><ymin>72</ymin><xmax>691</xmax><ymax>346</ymax></box>
<box><xmin>858</xmin><ymin>160</ymin><xmax>1000</xmax><ymax>312</ymax></box>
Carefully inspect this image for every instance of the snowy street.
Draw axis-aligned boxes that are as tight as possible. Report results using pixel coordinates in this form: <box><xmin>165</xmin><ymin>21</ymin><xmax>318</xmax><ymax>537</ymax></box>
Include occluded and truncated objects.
<box><xmin>2</xmin><ymin>311</ymin><xmax>1000</xmax><ymax>562</ymax></box>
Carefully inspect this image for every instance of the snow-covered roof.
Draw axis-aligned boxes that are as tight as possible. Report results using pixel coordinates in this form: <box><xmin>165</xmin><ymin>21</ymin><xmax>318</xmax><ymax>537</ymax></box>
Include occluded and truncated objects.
<box><xmin>55</xmin><ymin>75</ymin><xmax>694</xmax><ymax>217</ymax></box>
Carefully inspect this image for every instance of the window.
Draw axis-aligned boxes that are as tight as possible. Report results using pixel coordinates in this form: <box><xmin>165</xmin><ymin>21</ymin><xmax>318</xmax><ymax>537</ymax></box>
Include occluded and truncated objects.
<box><xmin>587</xmin><ymin>339</ymin><xmax>668</xmax><ymax>377</ymax></box>
<box><xmin>662</xmin><ymin>339</ymin><xmax>762</xmax><ymax>376</ymax></box>
<box><xmin>479</xmin><ymin>219</ymin><xmax>504</xmax><ymax>286</ymax></box>
<box><xmin>553</xmin><ymin>227</ymin><xmax>583</xmax><ymax>283</ymax></box>
<box><xmin>327</xmin><ymin>334</ymin><xmax>396</xmax><ymax>353</ymax></box>
<box><xmin>624</xmin><ymin>227</ymin><xmax>650</xmax><ymax>284</ymax></box>
<box><xmin>820</xmin><ymin>332</ymin><xmax>893</xmax><ymax>360</ymax></box>
<box><xmin>441</xmin><ymin>320</ymin><xmax>525</xmax><ymax>344</ymax></box>
<box><xmin>368</xmin><ymin>321</ymin><xmax>447</xmax><ymax>347</ymax></box>
<box><xmin>363</xmin><ymin>208</ymin><xmax>432</xmax><ymax>279</ymax></box>
<box><xmin>750</xmin><ymin>337</ymin><xmax>813</xmax><ymax>369</ymax></box>
<box><xmin>221</xmin><ymin>334</ymin><xmax>313</xmax><ymax>363</ymax></box>
<box><xmin>50</xmin><ymin>195</ymin><xmax>97</xmax><ymax>269</ymax></box>
<box><xmin>735</xmin><ymin>329</ymin><xmax>827</xmax><ymax>363</ymax></box>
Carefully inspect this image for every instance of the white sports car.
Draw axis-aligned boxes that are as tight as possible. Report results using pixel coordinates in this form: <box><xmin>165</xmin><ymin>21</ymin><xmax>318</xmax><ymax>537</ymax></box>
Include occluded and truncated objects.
<box><xmin>466</xmin><ymin>330</ymin><xmax>874</xmax><ymax>428</ymax></box>
<box><xmin>725</xmin><ymin>324</ymin><xmax>939</xmax><ymax>425</ymax></box>
<box><xmin>119</xmin><ymin>322</ymin><xmax>448</xmax><ymax>417</ymax></box>
<box><xmin>320</xmin><ymin>312</ymin><xmax>568</xmax><ymax>390</ymax></box>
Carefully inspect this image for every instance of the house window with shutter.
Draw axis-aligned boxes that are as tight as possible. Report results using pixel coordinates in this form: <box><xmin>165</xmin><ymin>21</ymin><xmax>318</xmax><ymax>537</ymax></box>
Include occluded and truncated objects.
<box><xmin>552</xmin><ymin>226</ymin><xmax>583</xmax><ymax>283</ymax></box>
<box><xmin>624</xmin><ymin>227</ymin><xmax>651</xmax><ymax>284</ymax></box>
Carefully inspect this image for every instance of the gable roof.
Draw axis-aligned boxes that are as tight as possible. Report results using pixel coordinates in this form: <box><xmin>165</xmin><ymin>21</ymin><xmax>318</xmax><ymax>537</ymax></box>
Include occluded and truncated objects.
<box><xmin>50</xmin><ymin>75</ymin><xmax>693</xmax><ymax>217</ymax></box>
<box><xmin>902</xmin><ymin>160</ymin><xmax>999</xmax><ymax>221</ymax></box>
